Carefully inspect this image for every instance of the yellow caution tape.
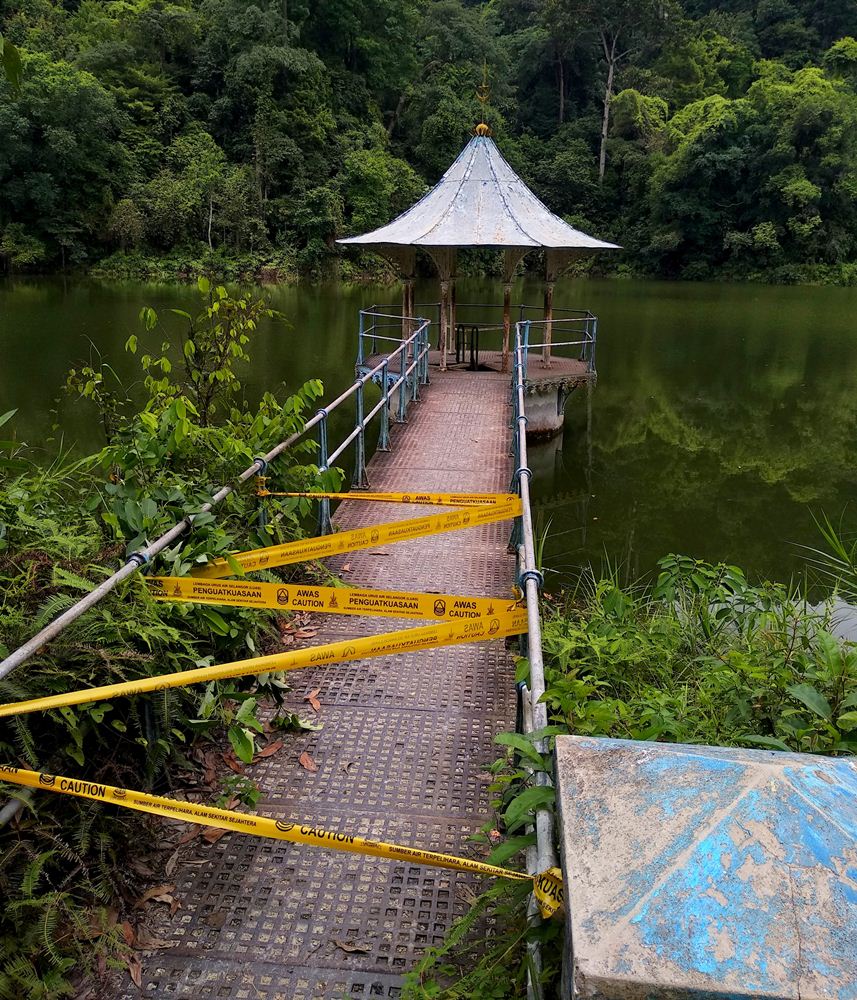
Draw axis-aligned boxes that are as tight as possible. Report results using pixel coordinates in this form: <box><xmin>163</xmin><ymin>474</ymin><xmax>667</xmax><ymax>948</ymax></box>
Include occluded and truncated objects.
<box><xmin>147</xmin><ymin>576</ymin><xmax>521</xmax><ymax>622</ymax></box>
<box><xmin>193</xmin><ymin>497</ymin><xmax>522</xmax><ymax>579</ymax></box>
<box><xmin>0</xmin><ymin>609</ymin><xmax>527</xmax><ymax>719</ymax></box>
<box><xmin>0</xmin><ymin>764</ymin><xmax>563</xmax><ymax>919</ymax></box>
<box><xmin>259</xmin><ymin>488</ymin><xmax>519</xmax><ymax>507</ymax></box>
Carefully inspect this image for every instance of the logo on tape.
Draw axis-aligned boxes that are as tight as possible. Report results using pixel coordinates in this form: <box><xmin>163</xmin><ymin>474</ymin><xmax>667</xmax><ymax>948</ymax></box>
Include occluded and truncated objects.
<box><xmin>112</xmin><ymin>788</ymin><xmax>127</xmax><ymax>800</ymax></box>
<box><xmin>433</xmin><ymin>599</ymin><xmax>447</xmax><ymax>616</ymax></box>
<box><xmin>39</xmin><ymin>773</ymin><xmax>56</xmax><ymax>788</ymax></box>
<box><xmin>275</xmin><ymin>820</ymin><xmax>296</xmax><ymax>833</ymax></box>
<box><xmin>276</xmin><ymin>588</ymin><xmax>289</xmax><ymax>606</ymax></box>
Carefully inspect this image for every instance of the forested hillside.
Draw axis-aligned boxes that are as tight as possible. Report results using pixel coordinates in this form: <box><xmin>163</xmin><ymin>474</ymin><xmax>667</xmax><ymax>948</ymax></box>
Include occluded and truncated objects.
<box><xmin>3</xmin><ymin>0</ymin><xmax>857</xmax><ymax>283</ymax></box>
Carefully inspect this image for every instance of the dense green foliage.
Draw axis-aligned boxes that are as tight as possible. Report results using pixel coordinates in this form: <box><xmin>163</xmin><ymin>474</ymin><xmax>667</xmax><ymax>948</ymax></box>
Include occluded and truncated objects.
<box><xmin>0</xmin><ymin>284</ymin><xmax>335</xmax><ymax>996</ymax></box>
<box><xmin>541</xmin><ymin>555</ymin><xmax>857</xmax><ymax>752</ymax></box>
<box><xmin>406</xmin><ymin>553</ymin><xmax>857</xmax><ymax>999</ymax></box>
<box><xmin>4</xmin><ymin>0</ymin><xmax>857</xmax><ymax>282</ymax></box>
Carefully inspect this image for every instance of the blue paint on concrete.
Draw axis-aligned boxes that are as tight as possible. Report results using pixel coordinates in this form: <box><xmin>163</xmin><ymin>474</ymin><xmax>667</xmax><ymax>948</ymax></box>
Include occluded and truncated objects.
<box><xmin>557</xmin><ymin>737</ymin><xmax>857</xmax><ymax>998</ymax></box>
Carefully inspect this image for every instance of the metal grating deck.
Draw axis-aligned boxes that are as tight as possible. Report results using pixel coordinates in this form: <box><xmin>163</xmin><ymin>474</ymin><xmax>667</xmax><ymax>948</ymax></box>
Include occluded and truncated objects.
<box><xmin>119</xmin><ymin>366</ymin><xmax>517</xmax><ymax>998</ymax></box>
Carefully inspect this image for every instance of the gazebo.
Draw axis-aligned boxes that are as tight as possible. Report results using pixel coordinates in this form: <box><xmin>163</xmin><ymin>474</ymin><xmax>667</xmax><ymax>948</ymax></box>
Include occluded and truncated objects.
<box><xmin>337</xmin><ymin>123</ymin><xmax>619</xmax><ymax>375</ymax></box>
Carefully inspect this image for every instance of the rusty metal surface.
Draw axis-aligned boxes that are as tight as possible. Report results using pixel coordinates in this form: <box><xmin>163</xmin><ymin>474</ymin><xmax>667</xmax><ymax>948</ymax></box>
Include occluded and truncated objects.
<box><xmin>555</xmin><ymin>737</ymin><xmax>857</xmax><ymax>999</ymax></box>
<box><xmin>118</xmin><ymin>368</ymin><xmax>517</xmax><ymax>998</ymax></box>
<box><xmin>337</xmin><ymin>136</ymin><xmax>620</xmax><ymax>251</ymax></box>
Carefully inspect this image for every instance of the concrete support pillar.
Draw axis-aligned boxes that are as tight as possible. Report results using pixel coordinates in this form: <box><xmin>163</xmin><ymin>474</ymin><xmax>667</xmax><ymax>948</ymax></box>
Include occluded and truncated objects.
<box><xmin>450</xmin><ymin>280</ymin><xmax>457</xmax><ymax>362</ymax></box>
<box><xmin>501</xmin><ymin>248</ymin><xmax>528</xmax><ymax>374</ymax></box>
<box><xmin>542</xmin><ymin>280</ymin><xmax>554</xmax><ymax>369</ymax></box>
<box><xmin>401</xmin><ymin>278</ymin><xmax>414</xmax><ymax>340</ymax></box>
<box><xmin>440</xmin><ymin>278</ymin><xmax>450</xmax><ymax>371</ymax></box>
<box><xmin>502</xmin><ymin>282</ymin><xmax>512</xmax><ymax>373</ymax></box>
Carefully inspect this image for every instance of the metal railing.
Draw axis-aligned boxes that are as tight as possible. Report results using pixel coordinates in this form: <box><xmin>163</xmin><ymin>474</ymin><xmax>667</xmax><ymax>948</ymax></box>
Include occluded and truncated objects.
<box><xmin>365</xmin><ymin>302</ymin><xmax>597</xmax><ymax>366</ymax></box>
<box><xmin>518</xmin><ymin>315</ymin><xmax>597</xmax><ymax>377</ymax></box>
<box><xmin>0</xmin><ymin>314</ymin><xmax>431</xmax><ymax>823</ymax></box>
<box><xmin>510</xmin><ymin>322</ymin><xmax>559</xmax><ymax>1000</ymax></box>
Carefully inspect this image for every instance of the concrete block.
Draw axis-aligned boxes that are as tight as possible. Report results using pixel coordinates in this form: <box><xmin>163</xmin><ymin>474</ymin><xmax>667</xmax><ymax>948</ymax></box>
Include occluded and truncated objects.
<box><xmin>555</xmin><ymin>736</ymin><xmax>857</xmax><ymax>999</ymax></box>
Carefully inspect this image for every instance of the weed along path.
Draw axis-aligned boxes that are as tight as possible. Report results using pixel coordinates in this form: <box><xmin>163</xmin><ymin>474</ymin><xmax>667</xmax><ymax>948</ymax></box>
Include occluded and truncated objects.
<box><xmin>119</xmin><ymin>366</ymin><xmax>518</xmax><ymax>998</ymax></box>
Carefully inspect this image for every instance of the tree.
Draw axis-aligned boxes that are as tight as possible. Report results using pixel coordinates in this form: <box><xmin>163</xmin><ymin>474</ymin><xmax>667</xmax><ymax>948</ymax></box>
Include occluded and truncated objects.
<box><xmin>0</xmin><ymin>51</ymin><xmax>127</xmax><ymax>264</ymax></box>
<box><xmin>546</xmin><ymin>0</ymin><xmax>672</xmax><ymax>181</ymax></box>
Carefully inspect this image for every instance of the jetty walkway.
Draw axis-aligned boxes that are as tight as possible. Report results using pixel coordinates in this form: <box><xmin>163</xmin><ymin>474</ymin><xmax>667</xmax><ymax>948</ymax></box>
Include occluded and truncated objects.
<box><xmin>118</xmin><ymin>365</ymin><xmax>519</xmax><ymax>998</ymax></box>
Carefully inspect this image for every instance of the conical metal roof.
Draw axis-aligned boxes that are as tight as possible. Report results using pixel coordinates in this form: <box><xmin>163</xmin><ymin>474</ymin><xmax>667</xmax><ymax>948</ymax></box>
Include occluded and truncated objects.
<box><xmin>337</xmin><ymin>135</ymin><xmax>620</xmax><ymax>251</ymax></box>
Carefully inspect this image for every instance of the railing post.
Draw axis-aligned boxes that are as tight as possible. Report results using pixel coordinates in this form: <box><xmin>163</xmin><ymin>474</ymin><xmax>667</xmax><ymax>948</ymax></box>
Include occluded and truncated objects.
<box><xmin>590</xmin><ymin>316</ymin><xmax>598</xmax><ymax>372</ymax></box>
<box><xmin>397</xmin><ymin>343</ymin><xmax>407</xmax><ymax>423</ymax></box>
<box><xmin>411</xmin><ymin>333</ymin><xmax>420</xmax><ymax>403</ymax></box>
<box><xmin>378</xmin><ymin>360</ymin><xmax>391</xmax><ymax>451</ymax></box>
<box><xmin>353</xmin><ymin>378</ymin><xmax>368</xmax><ymax>488</ymax></box>
<box><xmin>421</xmin><ymin>321</ymin><xmax>431</xmax><ymax>385</ymax></box>
<box><xmin>316</xmin><ymin>410</ymin><xmax>332</xmax><ymax>535</ymax></box>
<box><xmin>523</xmin><ymin>320</ymin><xmax>531</xmax><ymax>383</ymax></box>
<box><xmin>357</xmin><ymin>310</ymin><xmax>365</xmax><ymax>365</ymax></box>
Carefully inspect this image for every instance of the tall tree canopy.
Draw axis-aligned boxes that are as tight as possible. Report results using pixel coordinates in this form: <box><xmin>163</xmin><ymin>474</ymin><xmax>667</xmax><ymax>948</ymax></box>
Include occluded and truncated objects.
<box><xmin>3</xmin><ymin>0</ymin><xmax>857</xmax><ymax>284</ymax></box>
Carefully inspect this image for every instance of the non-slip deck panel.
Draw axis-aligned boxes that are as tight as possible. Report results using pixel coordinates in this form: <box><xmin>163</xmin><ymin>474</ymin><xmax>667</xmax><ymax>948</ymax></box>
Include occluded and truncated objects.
<box><xmin>118</xmin><ymin>366</ymin><xmax>516</xmax><ymax>998</ymax></box>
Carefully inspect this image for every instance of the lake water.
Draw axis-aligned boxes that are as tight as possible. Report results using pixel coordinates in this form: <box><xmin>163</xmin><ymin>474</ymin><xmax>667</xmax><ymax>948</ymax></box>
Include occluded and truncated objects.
<box><xmin>3</xmin><ymin>275</ymin><xmax>857</xmax><ymax>587</ymax></box>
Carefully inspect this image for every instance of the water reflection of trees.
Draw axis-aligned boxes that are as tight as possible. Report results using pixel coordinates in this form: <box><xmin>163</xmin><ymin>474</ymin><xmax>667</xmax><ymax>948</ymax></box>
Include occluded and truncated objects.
<box><xmin>540</xmin><ymin>315</ymin><xmax>857</xmax><ymax>583</ymax></box>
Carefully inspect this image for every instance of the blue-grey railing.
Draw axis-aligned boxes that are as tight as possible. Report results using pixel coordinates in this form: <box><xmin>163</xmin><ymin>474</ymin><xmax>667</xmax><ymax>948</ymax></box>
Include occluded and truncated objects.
<box><xmin>365</xmin><ymin>302</ymin><xmax>597</xmax><ymax>366</ymax></box>
<box><xmin>318</xmin><ymin>310</ymin><xmax>430</xmax><ymax>533</ymax></box>
<box><xmin>519</xmin><ymin>315</ymin><xmax>597</xmax><ymax>378</ymax></box>
<box><xmin>510</xmin><ymin>322</ymin><xmax>559</xmax><ymax>998</ymax></box>
<box><xmin>0</xmin><ymin>315</ymin><xmax>431</xmax><ymax>682</ymax></box>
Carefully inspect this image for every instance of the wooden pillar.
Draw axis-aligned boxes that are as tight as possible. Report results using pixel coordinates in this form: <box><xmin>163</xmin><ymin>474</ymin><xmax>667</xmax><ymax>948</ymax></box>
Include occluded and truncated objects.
<box><xmin>440</xmin><ymin>278</ymin><xmax>450</xmax><ymax>371</ymax></box>
<box><xmin>501</xmin><ymin>282</ymin><xmax>512</xmax><ymax>373</ymax></box>
<box><xmin>542</xmin><ymin>280</ymin><xmax>555</xmax><ymax>368</ymax></box>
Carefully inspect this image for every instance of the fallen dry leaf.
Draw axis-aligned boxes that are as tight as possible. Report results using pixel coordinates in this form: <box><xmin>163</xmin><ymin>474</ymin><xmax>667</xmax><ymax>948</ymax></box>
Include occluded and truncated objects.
<box><xmin>165</xmin><ymin>849</ymin><xmax>180</xmax><ymax>877</ymax></box>
<box><xmin>202</xmin><ymin>827</ymin><xmax>228</xmax><ymax>845</ymax></box>
<box><xmin>333</xmin><ymin>938</ymin><xmax>370</xmax><ymax>954</ymax></box>
<box><xmin>203</xmin><ymin>910</ymin><xmax>228</xmax><ymax>929</ymax></box>
<box><xmin>169</xmin><ymin>897</ymin><xmax>182</xmax><ymax>918</ymax></box>
<box><xmin>255</xmin><ymin>739</ymin><xmax>284</xmax><ymax>759</ymax></box>
<box><xmin>126</xmin><ymin>953</ymin><xmax>142</xmax><ymax>988</ymax></box>
<box><xmin>304</xmin><ymin>688</ymin><xmax>322</xmax><ymax>713</ymax></box>
<box><xmin>133</xmin><ymin>884</ymin><xmax>176</xmax><ymax>909</ymax></box>
<box><xmin>489</xmin><ymin>829</ymin><xmax>502</xmax><ymax>843</ymax></box>
<box><xmin>203</xmin><ymin>751</ymin><xmax>218</xmax><ymax>787</ymax></box>
<box><xmin>134</xmin><ymin>925</ymin><xmax>177</xmax><ymax>950</ymax></box>
<box><xmin>341</xmin><ymin>563</ymin><xmax>351</xmax><ymax>573</ymax></box>
<box><xmin>121</xmin><ymin>921</ymin><xmax>137</xmax><ymax>948</ymax></box>
<box><xmin>177</xmin><ymin>825</ymin><xmax>202</xmax><ymax>846</ymax></box>
<box><xmin>298</xmin><ymin>751</ymin><xmax>318</xmax><ymax>773</ymax></box>
<box><xmin>341</xmin><ymin>761</ymin><xmax>355</xmax><ymax>773</ymax></box>
<box><xmin>222</xmin><ymin>752</ymin><xmax>245</xmax><ymax>775</ymax></box>
<box><xmin>294</xmin><ymin>628</ymin><xmax>318</xmax><ymax>639</ymax></box>
<box><xmin>128</xmin><ymin>859</ymin><xmax>156</xmax><ymax>878</ymax></box>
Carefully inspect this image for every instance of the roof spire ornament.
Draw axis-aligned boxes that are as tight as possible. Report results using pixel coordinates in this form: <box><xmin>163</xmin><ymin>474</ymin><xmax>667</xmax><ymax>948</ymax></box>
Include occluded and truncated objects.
<box><xmin>474</xmin><ymin>61</ymin><xmax>492</xmax><ymax>137</ymax></box>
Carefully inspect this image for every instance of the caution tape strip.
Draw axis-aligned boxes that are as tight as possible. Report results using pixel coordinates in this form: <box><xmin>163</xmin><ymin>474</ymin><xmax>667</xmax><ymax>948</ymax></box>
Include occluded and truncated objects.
<box><xmin>0</xmin><ymin>609</ymin><xmax>527</xmax><ymax>719</ymax></box>
<box><xmin>0</xmin><ymin>765</ymin><xmax>564</xmax><ymax>919</ymax></box>
<box><xmin>147</xmin><ymin>576</ymin><xmax>521</xmax><ymax>622</ymax></box>
<box><xmin>258</xmin><ymin>489</ymin><xmax>519</xmax><ymax>507</ymax></box>
<box><xmin>193</xmin><ymin>497</ymin><xmax>522</xmax><ymax>579</ymax></box>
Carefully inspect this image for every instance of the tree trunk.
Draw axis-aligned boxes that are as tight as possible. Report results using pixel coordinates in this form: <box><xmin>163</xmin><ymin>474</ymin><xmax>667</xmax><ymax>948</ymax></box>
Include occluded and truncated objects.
<box><xmin>599</xmin><ymin>36</ymin><xmax>617</xmax><ymax>183</ymax></box>
<box><xmin>558</xmin><ymin>56</ymin><xmax>565</xmax><ymax>124</ymax></box>
<box><xmin>207</xmin><ymin>196</ymin><xmax>213</xmax><ymax>250</ymax></box>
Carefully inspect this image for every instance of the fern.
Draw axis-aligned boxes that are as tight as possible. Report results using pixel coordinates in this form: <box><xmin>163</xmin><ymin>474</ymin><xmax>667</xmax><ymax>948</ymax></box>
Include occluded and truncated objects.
<box><xmin>51</xmin><ymin>567</ymin><xmax>95</xmax><ymax>593</ymax></box>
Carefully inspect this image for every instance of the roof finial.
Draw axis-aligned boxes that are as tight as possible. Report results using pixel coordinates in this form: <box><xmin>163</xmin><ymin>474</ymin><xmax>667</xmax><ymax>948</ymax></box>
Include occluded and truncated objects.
<box><xmin>474</xmin><ymin>61</ymin><xmax>492</xmax><ymax>137</ymax></box>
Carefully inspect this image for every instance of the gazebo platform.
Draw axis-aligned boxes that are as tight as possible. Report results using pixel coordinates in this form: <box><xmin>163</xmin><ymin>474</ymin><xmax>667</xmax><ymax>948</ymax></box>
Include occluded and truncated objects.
<box><xmin>362</xmin><ymin>349</ymin><xmax>593</xmax><ymax>385</ymax></box>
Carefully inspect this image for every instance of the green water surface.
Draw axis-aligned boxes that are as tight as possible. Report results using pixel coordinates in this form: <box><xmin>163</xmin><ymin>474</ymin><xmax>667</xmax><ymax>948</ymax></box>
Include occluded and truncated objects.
<box><xmin>2</xmin><ymin>276</ymin><xmax>856</xmax><ymax>585</ymax></box>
